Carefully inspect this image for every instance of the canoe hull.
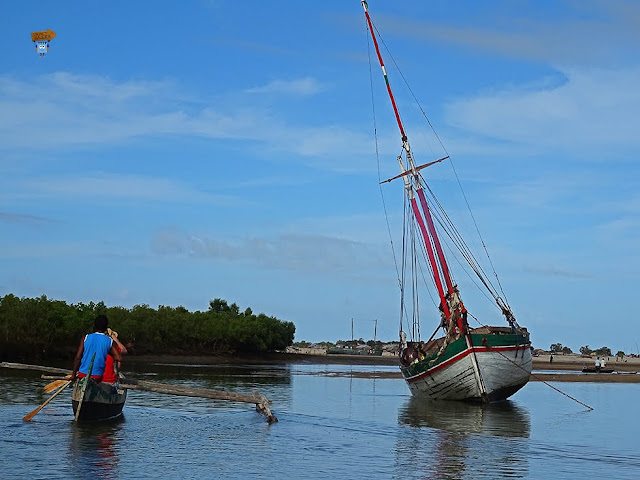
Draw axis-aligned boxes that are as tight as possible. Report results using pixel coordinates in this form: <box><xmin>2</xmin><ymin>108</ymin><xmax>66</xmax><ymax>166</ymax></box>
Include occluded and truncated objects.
<box><xmin>401</xmin><ymin>330</ymin><xmax>532</xmax><ymax>402</ymax></box>
<box><xmin>71</xmin><ymin>379</ymin><xmax>126</xmax><ymax>422</ymax></box>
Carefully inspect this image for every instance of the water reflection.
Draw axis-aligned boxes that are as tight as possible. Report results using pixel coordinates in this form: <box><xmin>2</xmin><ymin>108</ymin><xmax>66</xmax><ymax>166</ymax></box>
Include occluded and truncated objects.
<box><xmin>0</xmin><ymin>371</ymin><xmax>45</xmax><ymax>405</ymax></box>
<box><xmin>396</xmin><ymin>399</ymin><xmax>531</xmax><ymax>479</ymax></box>
<box><xmin>69</xmin><ymin>417</ymin><xmax>125</xmax><ymax>479</ymax></box>
<box><xmin>399</xmin><ymin>397</ymin><xmax>531</xmax><ymax>437</ymax></box>
<box><xmin>125</xmin><ymin>363</ymin><xmax>293</xmax><ymax>389</ymax></box>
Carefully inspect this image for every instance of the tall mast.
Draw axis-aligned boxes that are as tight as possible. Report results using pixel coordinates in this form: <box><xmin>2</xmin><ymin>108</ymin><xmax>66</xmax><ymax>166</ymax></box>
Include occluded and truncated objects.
<box><xmin>361</xmin><ymin>1</ymin><xmax>406</xmax><ymax>143</ymax></box>
<box><xmin>362</xmin><ymin>1</ymin><xmax>454</xmax><ymax>318</ymax></box>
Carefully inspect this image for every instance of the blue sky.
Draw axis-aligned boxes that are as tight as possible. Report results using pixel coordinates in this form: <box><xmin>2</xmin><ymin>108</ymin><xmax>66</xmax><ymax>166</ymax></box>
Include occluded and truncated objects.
<box><xmin>1</xmin><ymin>1</ymin><xmax>639</xmax><ymax>354</ymax></box>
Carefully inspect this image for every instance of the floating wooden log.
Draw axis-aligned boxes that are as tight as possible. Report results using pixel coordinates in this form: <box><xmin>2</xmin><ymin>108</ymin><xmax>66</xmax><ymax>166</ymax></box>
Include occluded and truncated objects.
<box><xmin>122</xmin><ymin>379</ymin><xmax>277</xmax><ymax>424</ymax></box>
<box><xmin>2</xmin><ymin>362</ymin><xmax>277</xmax><ymax>423</ymax></box>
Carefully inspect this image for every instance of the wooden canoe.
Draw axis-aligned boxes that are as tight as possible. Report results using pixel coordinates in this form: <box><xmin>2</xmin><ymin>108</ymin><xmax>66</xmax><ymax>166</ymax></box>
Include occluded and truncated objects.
<box><xmin>71</xmin><ymin>378</ymin><xmax>126</xmax><ymax>422</ymax></box>
<box><xmin>581</xmin><ymin>366</ymin><xmax>614</xmax><ymax>373</ymax></box>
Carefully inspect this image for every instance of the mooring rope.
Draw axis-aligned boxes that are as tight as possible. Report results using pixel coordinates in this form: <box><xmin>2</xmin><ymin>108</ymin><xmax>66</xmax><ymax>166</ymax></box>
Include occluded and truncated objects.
<box><xmin>467</xmin><ymin>312</ymin><xmax>594</xmax><ymax>411</ymax></box>
<box><xmin>528</xmin><ymin>371</ymin><xmax>594</xmax><ymax>411</ymax></box>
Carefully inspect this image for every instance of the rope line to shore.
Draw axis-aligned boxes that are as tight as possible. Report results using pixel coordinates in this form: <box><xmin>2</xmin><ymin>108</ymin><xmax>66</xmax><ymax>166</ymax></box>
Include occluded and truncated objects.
<box><xmin>528</xmin><ymin>371</ymin><xmax>594</xmax><ymax>411</ymax></box>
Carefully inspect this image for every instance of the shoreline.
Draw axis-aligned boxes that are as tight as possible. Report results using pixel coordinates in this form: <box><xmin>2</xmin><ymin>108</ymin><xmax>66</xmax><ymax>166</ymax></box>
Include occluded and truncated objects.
<box><xmin>8</xmin><ymin>353</ymin><xmax>636</xmax><ymax>383</ymax></box>
<box><xmin>124</xmin><ymin>352</ymin><xmax>639</xmax><ymax>369</ymax></box>
<box><xmin>120</xmin><ymin>352</ymin><xmax>640</xmax><ymax>383</ymax></box>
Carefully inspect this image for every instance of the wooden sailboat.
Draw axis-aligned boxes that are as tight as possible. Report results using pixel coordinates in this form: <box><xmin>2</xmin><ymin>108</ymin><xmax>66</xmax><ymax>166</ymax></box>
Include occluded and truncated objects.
<box><xmin>362</xmin><ymin>1</ymin><xmax>532</xmax><ymax>402</ymax></box>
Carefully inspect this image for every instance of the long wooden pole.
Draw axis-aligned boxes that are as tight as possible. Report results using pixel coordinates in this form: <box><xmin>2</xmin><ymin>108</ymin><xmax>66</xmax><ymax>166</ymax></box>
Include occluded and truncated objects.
<box><xmin>74</xmin><ymin>353</ymin><xmax>96</xmax><ymax>422</ymax></box>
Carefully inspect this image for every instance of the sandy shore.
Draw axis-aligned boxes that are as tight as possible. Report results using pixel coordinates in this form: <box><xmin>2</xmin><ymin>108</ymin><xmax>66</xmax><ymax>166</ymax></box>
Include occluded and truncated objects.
<box><xmin>533</xmin><ymin>353</ymin><xmax>639</xmax><ymax>372</ymax></box>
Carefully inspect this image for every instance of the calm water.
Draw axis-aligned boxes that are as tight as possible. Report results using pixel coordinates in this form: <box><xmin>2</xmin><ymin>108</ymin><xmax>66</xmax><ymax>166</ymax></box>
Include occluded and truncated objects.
<box><xmin>1</xmin><ymin>361</ymin><xmax>638</xmax><ymax>479</ymax></box>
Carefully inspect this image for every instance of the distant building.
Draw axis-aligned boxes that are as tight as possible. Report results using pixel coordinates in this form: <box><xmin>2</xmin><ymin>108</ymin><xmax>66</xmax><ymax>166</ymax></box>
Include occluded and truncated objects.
<box><xmin>355</xmin><ymin>344</ymin><xmax>372</xmax><ymax>355</ymax></box>
<box><xmin>285</xmin><ymin>345</ymin><xmax>327</xmax><ymax>355</ymax></box>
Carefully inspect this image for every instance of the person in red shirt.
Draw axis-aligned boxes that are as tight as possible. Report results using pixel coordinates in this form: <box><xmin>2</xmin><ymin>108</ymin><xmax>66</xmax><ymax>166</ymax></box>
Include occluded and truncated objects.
<box><xmin>102</xmin><ymin>329</ymin><xmax>128</xmax><ymax>384</ymax></box>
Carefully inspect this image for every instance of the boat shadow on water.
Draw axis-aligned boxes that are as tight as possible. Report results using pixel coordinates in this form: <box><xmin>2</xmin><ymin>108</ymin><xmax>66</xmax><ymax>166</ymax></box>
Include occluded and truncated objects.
<box><xmin>396</xmin><ymin>398</ymin><xmax>531</xmax><ymax>479</ymax></box>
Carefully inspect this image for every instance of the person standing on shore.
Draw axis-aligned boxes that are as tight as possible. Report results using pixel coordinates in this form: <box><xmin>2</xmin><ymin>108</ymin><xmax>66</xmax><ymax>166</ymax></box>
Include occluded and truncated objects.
<box><xmin>71</xmin><ymin>315</ymin><xmax>122</xmax><ymax>382</ymax></box>
<box><xmin>595</xmin><ymin>357</ymin><xmax>601</xmax><ymax>372</ymax></box>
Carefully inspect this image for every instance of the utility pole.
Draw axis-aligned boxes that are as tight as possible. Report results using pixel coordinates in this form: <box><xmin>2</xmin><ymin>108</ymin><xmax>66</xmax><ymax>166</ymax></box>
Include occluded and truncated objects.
<box><xmin>351</xmin><ymin>317</ymin><xmax>354</xmax><ymax>342</ymax></box>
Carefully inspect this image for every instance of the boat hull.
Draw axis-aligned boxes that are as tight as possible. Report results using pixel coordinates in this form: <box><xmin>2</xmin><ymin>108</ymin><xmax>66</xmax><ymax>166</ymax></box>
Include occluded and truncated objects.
<box><xmin>581</xmin><ymin>367</ymin><xmax>614</xmax><ymax>373</ymax></box>
<box><xmin>401</xmin><ymin>331</ymin><xmax>531</xmax><ymax>402</ymax></box>
<box><xmin>71</xmin><ymin>379</ymin><xmax>127</xmax><ymax>422</ymax></box>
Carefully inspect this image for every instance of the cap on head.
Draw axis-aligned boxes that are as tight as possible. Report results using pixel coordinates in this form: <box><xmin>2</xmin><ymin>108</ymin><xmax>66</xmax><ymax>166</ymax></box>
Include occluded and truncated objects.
<box><xmin>94</xmin><ymin>314</ymin><xmax>108</xmax><ymax>332</ymax></box>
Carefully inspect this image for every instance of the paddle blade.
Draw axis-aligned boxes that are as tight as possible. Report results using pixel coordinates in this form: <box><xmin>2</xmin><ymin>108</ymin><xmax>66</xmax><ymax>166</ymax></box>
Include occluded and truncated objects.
<box><xmin>22</xmin><ymin>405</ymin><xmax>44</xmax><ymax>422</ymax></box>
<box><xmin>43</xmin><ymin>379</ymin><xmax>67</xmax><ymax>393</ymax></box>
<box><xmin>23</xmin><ymin>380</ymin><xmax>71</xmax><ymax>422</ymax></box>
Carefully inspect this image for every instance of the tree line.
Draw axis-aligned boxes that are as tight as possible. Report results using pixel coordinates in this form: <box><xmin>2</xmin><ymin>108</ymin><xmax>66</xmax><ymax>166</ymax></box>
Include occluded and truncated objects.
<box><xmin>0</xmin><ymin>294</ymin><xmax>295</xmax><ymax>361</ymax></box>
<box><xmin>549</xmin><ymin>343</ymin><xmax>623</xmax><ymax>358</ymax></box>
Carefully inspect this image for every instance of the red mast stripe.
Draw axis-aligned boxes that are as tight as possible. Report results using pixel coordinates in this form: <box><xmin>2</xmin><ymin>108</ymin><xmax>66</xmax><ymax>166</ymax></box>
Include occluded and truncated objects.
<box><xmin>416</xmin><ymin>188</ymin><xmax>454</xmax><ymax>294</ymax></box>
<box><xmin>411</xmin><ymin>198</ymin><xmax>450</xmax><ymax>319</ymax></box>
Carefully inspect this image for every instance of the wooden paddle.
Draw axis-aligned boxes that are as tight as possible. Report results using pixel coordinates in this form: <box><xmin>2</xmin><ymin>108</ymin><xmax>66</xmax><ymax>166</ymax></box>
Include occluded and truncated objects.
<box><xmin>43</xmin><ymin>377</ymin><xmax>71</xmax><ymax>393</ymax></box>
<box><xmin>23</xmin><ymin>380</ymin><xmax>72</xmax><ymax>422</ymax></box>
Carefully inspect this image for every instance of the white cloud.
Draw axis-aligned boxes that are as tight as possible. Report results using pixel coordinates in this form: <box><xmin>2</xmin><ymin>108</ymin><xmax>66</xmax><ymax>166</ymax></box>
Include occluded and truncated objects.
<box><xmin>444</xmin><ymin>67</ymin><xmax>640</xmax><ymax>157</ymax></box>
<box><xmin>3</xmin><ymin>172</ymin><xmax>239</xmax><ymax>205</ymax></box>
<box><xmin>0</xmin><ymin>72</ymin><xmax>376</xmax><ymax>172</ymax></box>
<box><xmin>245</xmin><ymin>77</ymin><xmax>324</xmax><ymax>96</ymax></box>
<box><xmin>596</xmin><ymin>216</ymin><xmax>640</xmax><ymax>244</ymax></box>
<box><xmin>150</xmin><ymin>228</ymin><xmax>390</xmax><ymax>274</ymax></box>
<box><xmin>0</xmin><ymin>242</ymin><xmax>94</xmax><ymax>259</ymax></box>
<box><xmin>0</xmin><ymin>211</ymin><xmax>53</xmax><ymax>224</ymax></box>
<box><xmin>385</xmin><ymin>1</ymin><xmax>640</xmax><ymax>67</ymax></box>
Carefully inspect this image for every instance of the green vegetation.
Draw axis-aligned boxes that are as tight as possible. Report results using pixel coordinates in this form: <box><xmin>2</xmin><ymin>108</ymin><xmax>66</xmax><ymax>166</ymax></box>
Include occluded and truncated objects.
<box><xmin>0</xmin><ymin>294</ymin><xmax>295</xmax><ymax>361</ymax></box>
<box><xmin>550</xmin><ymin>343</ymin><xmax>573</xmax><ymax>354</ymax></box>
<box><xmin>593</xmin><ymin>346</ymin><xmax>612</xmax><ymax>357</ymax></box>
<box><xmin>580</xmin><ymin>345</ymin><xmax>613</xmax><ymax>357</ymax></box>
<box><xmin>580</xmin><ymin>345</ymin><xmax>592</xmax><ymax>355</ymax></box>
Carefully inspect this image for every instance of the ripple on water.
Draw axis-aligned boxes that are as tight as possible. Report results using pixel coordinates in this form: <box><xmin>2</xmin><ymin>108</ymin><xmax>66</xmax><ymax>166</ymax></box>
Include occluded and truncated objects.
<box><xmin>3</xmin><ymin>363</ymin><xmax>640</xmax><ymax>479</ymax></box>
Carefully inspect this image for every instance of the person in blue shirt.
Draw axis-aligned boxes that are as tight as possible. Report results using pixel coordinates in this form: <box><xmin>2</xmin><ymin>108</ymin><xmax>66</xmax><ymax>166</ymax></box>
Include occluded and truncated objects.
<box><xmin>71</xmin><ymin>315</ymin><xmax>123</xmax><ymax>382</ymax></box>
